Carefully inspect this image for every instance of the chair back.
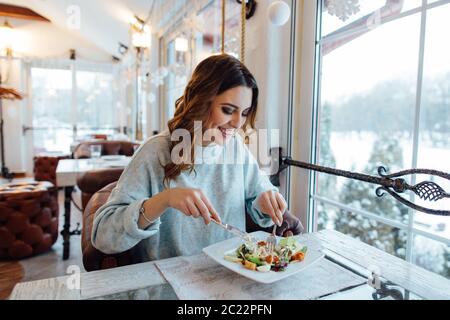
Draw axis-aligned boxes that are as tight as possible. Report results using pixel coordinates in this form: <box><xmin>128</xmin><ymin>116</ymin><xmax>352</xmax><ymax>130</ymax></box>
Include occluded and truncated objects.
<box><xmin>76</xmin><ymin>168</ymin><xmax>124</xmax><ymax>210</ymax></box>
<box><xmin>82</xmin><ymin>181</ymin><xmax>141</xmax><ymax>271</ymax></box>
<box><xmin>72</xmin><ymin>140</ymin><xmax>139</xmax><ymax>159</ymax></box>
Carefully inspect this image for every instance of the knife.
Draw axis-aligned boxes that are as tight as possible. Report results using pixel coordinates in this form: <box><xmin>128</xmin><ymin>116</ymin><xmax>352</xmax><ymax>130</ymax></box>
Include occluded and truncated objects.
<box><xmin>210</xmin><ymin>218</ymin><xmax>255</xmax><ymax>242</ymax></box>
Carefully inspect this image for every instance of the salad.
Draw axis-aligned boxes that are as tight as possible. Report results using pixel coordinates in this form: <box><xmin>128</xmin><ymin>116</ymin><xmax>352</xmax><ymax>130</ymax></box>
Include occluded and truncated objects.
<box><xmin>224</xmin><ymin>237</ymin><xmax>307</xmax><ymax>272</ymax></box>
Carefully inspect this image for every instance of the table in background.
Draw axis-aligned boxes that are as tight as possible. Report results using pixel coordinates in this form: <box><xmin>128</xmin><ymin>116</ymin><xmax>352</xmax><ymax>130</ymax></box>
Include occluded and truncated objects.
<box><xmin>56</xmin><ymin>157</ymin><xmax>131</xmax><ymax>260</ymax></box>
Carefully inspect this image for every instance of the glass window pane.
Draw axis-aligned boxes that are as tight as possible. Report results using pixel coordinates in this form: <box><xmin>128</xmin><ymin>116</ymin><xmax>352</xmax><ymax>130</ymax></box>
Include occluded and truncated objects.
<box><xmin>412</xmin><ymin>234</ymin><xmax>449</xmax><ymax>279</ymax></box>
<box><xmin>161</xmin><ymin>0</ymin><xmax>242</xmax><ymax>122</ymax></box>
<box><xmin>31</xmin><ymin>67</ymin><xmax>73</xmax><ymax>154</ymax></box>
<box><xmin>415</xmin><ymin>3</ymin><xmax>450</xmax><ymax>239</ymax></box>
<box><xmin>76</xmin><ymin>70</ymin><xmax>116</xmax><ymax>138</ymax></box>
<box><xmin>316</xmin><ymin>12</ymin><xmax>422</xmax><ymax>223</ymax></box>
<box><xmin>317</xmin><ymin>201</ymin><xmax>407</xmax><ymax>259</ymax></box>
<box><xmin>322</xmin><ymin>0</ymin><xmax>423</xmax><ymax>37</ymax></box>
<box><xmin>165</xmin><ymin>38</ymin><xmax>188</xmax><ymax>121</ymax></box>
<box><xmin>193</xmin><ymin>0</ymin><xmax>242</xmax><ymax>62</ymax></box>
<box><xmin>314</xmin><ymin>0</ymin><xmax>450</xmax><ymax>279</ymax></box>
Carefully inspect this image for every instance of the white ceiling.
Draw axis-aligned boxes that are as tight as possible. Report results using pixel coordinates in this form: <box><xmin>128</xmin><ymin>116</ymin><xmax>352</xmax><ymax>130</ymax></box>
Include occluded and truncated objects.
<box><xmin>0</xmin><ymin>0</ymin><xmax>157</xmax><ymax>58</ymax></box>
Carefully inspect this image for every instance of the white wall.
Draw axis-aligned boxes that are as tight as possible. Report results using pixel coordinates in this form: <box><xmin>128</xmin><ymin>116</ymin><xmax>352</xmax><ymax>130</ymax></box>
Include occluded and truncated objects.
<box><xmin>289</xmin><ymin>0</ymin><xmax>318</xmax><ymax>229</ymax></box>
<box><xmin>11</xmin><ymin>19</ymin><xmax>112</xmax><ymax>62</ymax></box>
<box><xmin>244</xmin><ymin>0</ymin><xmax>293</xmax><ymax>199</ymax></box>
<box><xmin>1</xmin><ymin>59</ymin><xmax>26</xmax><ymax>174</ymax></box>
<box><xmin>246</xmin><ymin>0</ymin><xmax>292</xmax><ymax>148</ymax></box>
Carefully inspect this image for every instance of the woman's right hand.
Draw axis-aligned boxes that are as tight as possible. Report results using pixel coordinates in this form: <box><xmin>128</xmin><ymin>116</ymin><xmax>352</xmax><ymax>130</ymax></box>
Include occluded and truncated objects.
<box><xmin>164</xmin><ymin>188</ymin><xmax>221</xmax><ymax>225</ymax></box>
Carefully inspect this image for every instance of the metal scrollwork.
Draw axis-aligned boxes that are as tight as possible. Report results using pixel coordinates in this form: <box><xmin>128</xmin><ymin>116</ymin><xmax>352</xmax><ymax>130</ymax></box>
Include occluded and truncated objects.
<box><xmin>375</xmin><ymin>167</ymin><xmax>450</xmax><ymax>216</ymax></box>
<box><xmin>270</xmin><ymin>148</ymin><xmax>450</xmax><ymax>216</ymax></box>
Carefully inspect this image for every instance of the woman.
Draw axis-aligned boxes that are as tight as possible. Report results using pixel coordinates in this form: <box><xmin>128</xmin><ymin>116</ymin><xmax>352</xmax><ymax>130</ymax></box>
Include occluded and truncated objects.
<box><xmin>92</xmin><ymin>54</ymin><xmax>297</xmax><ymax>261</ymax></box>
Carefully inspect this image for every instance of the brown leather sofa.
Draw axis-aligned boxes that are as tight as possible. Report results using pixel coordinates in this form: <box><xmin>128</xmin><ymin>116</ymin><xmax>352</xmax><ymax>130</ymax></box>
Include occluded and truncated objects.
<box><xmin>72</xmin><ymin>140</ymin><xmax>139</xmax><ymax>159</ymax></box>
<box><xmin>82</xmin><ymin>181</ymin><xmax>304</xmax><ymax>272</ymax></box>
<box><xmin>0</xmin><ymin>182</ymin><xmax>59</xmax><ymax>259</ymax></box>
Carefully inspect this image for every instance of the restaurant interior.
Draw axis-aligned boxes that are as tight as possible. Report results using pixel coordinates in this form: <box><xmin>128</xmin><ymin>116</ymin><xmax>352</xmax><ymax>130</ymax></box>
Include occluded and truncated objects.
<box><xmin>0</xmin><ymin>0</ymin><xmax>449</xmax><ymax>301</ymax></box>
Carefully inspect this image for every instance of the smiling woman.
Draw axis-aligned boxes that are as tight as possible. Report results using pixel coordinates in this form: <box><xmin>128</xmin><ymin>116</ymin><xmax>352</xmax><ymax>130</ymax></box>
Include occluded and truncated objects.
<box><xmin>165</xmin><ymin>54</ymin><xmax>259</xmax><ymax>183</ymax></box>
<box><xmin>91</xmin><ymin>53</ymin><xmax>297</xmax><ymax>263</ymax></box>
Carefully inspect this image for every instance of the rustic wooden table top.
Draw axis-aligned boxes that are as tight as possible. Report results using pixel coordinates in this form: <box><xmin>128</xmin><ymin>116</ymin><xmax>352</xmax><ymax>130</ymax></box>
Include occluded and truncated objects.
<box><xmin>9</xmin><ymin>230</ymin><xmax>450</xmax><ymax>300</ymax></box>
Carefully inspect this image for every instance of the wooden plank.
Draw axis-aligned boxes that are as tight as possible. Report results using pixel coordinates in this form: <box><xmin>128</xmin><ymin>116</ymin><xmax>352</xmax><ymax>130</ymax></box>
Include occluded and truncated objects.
<box><xmin>0</xmin><ymin>4</ymin><xmax>50</xmax><ymax>22</ymax></box>
<box><xmin>9</xmin><ymin>230</ymin><xmax>449</xmax><ymax>300</ymax></box>
<box><xmin>314</xmin><ymin>229</ymin><xmax>450</xmax><ymax>300</ymax></box>
<box><xmin>80</xmin><ymin>261</ymin><xmax>168</xmax><ymax>300</ymax></box>
<box><xmin>8</xmin><ymin>276</ymin><xmax>79</xmax><ymax>300</ymax></box>
<box><xmin>154</xmin><ymin>253</ymin><xmax>365</xmax><ymax>300</ymax></box>
<box><xmin>0</xmin><ymin>262</ymin><xmax>24</xmax><ymax>300</ymax></box>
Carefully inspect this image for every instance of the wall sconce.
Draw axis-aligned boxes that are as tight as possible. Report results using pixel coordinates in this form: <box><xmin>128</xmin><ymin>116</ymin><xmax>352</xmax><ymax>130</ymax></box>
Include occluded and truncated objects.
<box><xmin>0</xmin><ymin>20</ymin><xmax>14</xmax><ymax>57</ymax></box>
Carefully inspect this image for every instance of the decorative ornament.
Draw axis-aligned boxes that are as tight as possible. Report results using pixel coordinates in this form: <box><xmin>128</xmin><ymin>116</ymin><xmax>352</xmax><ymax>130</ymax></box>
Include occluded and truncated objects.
<box><xmin>326</xmin><ymin>0</ymin><xmax>361</xmax><ymax>22</ymax></box>
<box><xmin>268</xmin><ymin>1</ymin><xmax>291</xmax><ymax>26</ymax></box>
<box><xmin>149</xmin><ymin>67</ymin><xmax>168</xmax><ymax>87</ymax></box>
<box><xmin>147</xmin><ymin>92</ymin><xmax>156</xmax><ymax>104</ymax></box>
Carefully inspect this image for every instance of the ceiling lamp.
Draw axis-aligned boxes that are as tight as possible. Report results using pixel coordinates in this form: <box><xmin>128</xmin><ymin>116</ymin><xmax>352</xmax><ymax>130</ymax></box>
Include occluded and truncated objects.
<box><xmin>268</xmin><ymin>1</ymin><xmax>291</xmax><ymax>26</ymax></box>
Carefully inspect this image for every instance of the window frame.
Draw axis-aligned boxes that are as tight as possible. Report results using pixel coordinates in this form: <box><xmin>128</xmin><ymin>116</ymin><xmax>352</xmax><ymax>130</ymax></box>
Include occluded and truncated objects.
<box><xmin>290</xmin><ymin>0</ymin><xmax>450</xmax><ymax>268</ymax></box>
<box><xmin>25</xmin><ymin>59</ymin><xmax>120</xmax><ymax>157</ymax></box>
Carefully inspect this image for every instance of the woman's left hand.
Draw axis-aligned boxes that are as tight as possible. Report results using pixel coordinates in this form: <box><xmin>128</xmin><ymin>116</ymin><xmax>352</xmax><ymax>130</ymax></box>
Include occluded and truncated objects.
<box><xmin>256</xmin><ymin>190</ymin><xmax>287</xmax><ymax>226</ymax></box>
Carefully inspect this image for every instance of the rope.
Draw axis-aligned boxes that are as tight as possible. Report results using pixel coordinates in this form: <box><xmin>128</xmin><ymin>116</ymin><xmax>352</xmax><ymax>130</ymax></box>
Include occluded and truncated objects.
<box><xmin>70</xmin><ymin>192</ymin><xmax>83</xmax><ymax>213</ymax></box>
<box><xmin>241</xmin><ymin>0</ymin><xmax>246</xmax><ymax>63</ymax></box>
<box><xmin>221</xmin><ymin>0</ymin><xmax>226</xmax><ymax>54</ymax></box>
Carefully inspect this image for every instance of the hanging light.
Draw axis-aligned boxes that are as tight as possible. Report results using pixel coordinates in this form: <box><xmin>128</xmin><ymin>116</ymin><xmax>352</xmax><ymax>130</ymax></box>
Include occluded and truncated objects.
<box><xmin>0</xmin><ymin>20</ymin><xmax>14</xmax><ymax>56</ymax></box>
<box><xmin>268</xmin><ymin>1</ymin><xmax>291</xmax><ymax>26</ymax></box>
<box><xmin>175</xmin><ymin>37</ymin><xmax>188</xmax><ymax>52</ymax></box>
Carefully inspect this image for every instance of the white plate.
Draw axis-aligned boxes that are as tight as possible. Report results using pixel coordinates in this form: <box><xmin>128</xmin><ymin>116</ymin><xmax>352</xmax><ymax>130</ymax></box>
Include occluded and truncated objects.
<box><xmin>101</xmin><ymin>155</ymin><xmax>126</xmax><ymax>161</ymax></box>
<box><xmin>203</xmin><ymin>231</ymin><xmax>324</xmax><ymax>284</ymax></box>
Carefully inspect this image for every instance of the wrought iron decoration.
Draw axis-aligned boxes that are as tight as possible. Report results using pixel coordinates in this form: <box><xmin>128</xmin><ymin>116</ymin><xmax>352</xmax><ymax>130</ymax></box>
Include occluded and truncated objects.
<box><xmin>270</xmin><ymin>148</ymin><xmax>450</xmax><ymax>216</ymax></box>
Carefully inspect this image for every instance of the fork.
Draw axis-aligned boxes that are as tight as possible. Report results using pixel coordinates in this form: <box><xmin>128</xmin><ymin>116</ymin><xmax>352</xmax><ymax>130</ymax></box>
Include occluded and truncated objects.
<box><xmin>266</xmin><ymin>223</ymin><xmax>277</xmax><ymax>253</ymax></box>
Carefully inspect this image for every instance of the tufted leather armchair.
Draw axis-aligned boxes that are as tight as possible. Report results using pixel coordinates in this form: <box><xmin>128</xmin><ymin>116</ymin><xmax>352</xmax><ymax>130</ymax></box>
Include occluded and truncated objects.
<box><xmin>82</xmin><ymin>182</ymin><xmax>142</xmax><ymax>271</ymax></box>
<box><xmin>33</xmin><ymin>155</ymin><xmax>71</xmax><ymax>187</ymax></box>
<box><xmin>72</xmin><ymin>140</ymin><xmax>139</xmax><ymax>159</ymax></box>
<box><xmin>82</xmin><ymin>182</ymin><xmax>304</xmax><ymax>272</ymax></box>
<box><xmin>0</xmin><ymin>182</ymin><xmax>59</xmax><ymax>259</ymax></box>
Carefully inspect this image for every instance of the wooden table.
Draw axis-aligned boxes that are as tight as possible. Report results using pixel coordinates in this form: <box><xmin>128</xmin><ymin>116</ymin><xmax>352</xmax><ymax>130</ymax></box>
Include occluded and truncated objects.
<box><xmin>9</xmin><ymin>230</ymin><xmax>450</xmax><ymax>300</ymax></box>
<box><xmin>56</xmin><ymin>157</ymin><xmax>131</xmax><ymax>260</ymax></box>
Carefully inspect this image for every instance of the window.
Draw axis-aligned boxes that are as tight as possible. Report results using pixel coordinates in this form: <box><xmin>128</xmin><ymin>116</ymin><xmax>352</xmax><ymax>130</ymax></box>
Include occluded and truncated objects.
<box><xmin>159</xmin><ymin>0</ymin><xmax>243</xmax><ymax>126</ymax></box>
<box><xmin>29</xmin><ymin>62</ymin><xmax>119</xmax><ymax>155</ymax></box>
<box><xmin>76</xmin><ymin>70</ymin><xmax>117</xmax><ymax>138</ymax></box>
<box><xmin>311</xmin><ymin>0</ymin><xmax>450</xmax><ymax>278</ymax></box>
<box><xmin>30</xmin><ymin>67</ymin><xmax>73</xmax><ymax>155</ymax></box>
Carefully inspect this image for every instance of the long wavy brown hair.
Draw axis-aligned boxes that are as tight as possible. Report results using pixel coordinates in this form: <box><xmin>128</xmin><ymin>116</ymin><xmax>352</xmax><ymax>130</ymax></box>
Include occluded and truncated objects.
<box><xmin>163</xmin><ymin>54</ymin><xmax>259</xmax><ymax>187</ymax></box>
